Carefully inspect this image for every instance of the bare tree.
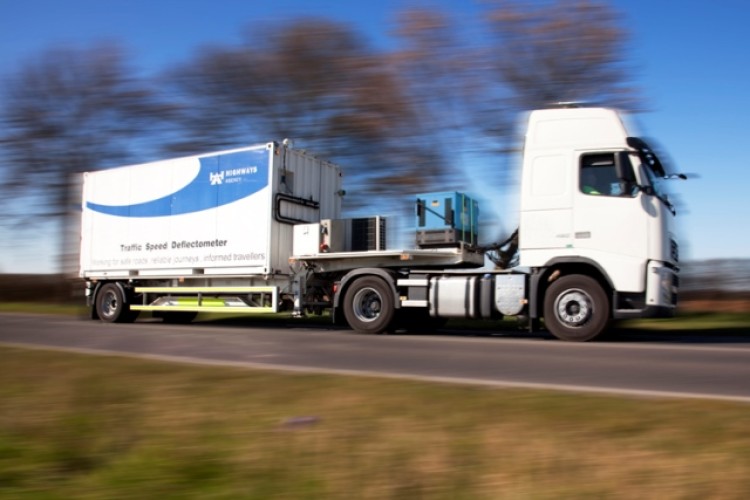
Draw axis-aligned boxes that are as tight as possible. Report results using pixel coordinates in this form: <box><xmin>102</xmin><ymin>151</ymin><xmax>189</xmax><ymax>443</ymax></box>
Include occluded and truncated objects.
<box><xmin>389</xmin><ymin>2</ymin><xmax>641</xmax><ymax>248</ymax></box>
<box><xmin>393</xmin><ymin>10</ymin><xmax>497</xmax><ymax>143</ymax></box>
<box><xmin>166</xmin><ymin>19</ymin><xmax>444</xmax><ymax>208</ymax></box>
<box><xmin>0</xmin><ymin>4</ymin><xmax>642</xmax><ymax>273</ymax></box>
<box><xmin>0</xmin><ymin>43</ymin><xmax>175</xmax><ymax>273</ymax></box>
<box><xmin>487</xmin><ymin>0</ymin><xmax>640</xmax><ymax>111</ymax></box>
<box><xmin>391</xmin><ymin>9</ymin><xmax>518</xmax><ymax>188</ymax></box>
<box><xmin>392</xmin><ymin>1</ymin><xmax>641</xmax><ymax>156</ymax></box>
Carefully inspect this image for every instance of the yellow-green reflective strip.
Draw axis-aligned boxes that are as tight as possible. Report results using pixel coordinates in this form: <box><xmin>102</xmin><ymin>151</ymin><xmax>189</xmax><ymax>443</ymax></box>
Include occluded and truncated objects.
<box><xmin>167</xmin><ymin>298</ymin><xmax>225</xmax><ymax>307</ymax></box>
<box><xmin>131</xmin><ymin>305</ymin><xmax>275</xmax><ymax>314</ymax></box>
<box><xmin>135</xmin><ymin>287</ymin><xmax>276</xmax><ymax>293</ymax></box>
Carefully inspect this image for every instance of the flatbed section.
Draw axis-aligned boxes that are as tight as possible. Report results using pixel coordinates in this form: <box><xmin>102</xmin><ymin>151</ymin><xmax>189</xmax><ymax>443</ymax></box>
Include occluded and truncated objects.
<box><xmin>290</xmin><ymin>247</ymin><xmax>485</xmax><ymax>272</ymax></box>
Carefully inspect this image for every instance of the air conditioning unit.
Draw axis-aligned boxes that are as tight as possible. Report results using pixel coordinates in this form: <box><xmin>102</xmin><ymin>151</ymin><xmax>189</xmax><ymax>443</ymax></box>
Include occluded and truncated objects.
<box><xmin>293</xmin><ymin>217</ymin><xmax>386</xmax><ymax>255</ymax></box>
<box><xmin>349</xmin><ymin>217</ymin><xmax>386</xmax><ymax>251</ymax></box>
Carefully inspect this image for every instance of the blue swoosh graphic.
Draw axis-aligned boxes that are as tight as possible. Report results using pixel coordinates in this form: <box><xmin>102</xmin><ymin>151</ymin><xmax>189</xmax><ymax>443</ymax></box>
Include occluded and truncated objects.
<box><xmin>86</xmin><ymin>149</ymin><xmax>269</xmax><ymax>217</ymax></box>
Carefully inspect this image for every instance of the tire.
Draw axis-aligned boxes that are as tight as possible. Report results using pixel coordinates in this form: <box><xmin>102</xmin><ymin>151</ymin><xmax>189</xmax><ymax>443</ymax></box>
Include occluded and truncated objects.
<box><xmin>96</xmin><ymin>283</ymin><xmax>139</xmax><ymax>323</ymax></box>
<box><xmin>342</xmin><ymin>276</ymin><xmax>395</xmax><ymax>334</ymax></box>
<box><xmin>543</xmin><ymin>275</ymin><xmax>609</xmax><ymax>342</ymax></box>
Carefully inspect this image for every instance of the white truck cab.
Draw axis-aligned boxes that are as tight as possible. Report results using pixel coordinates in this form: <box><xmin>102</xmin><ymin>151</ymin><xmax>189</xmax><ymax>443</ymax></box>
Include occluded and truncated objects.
<box><xmin>519</xmin><ymin>106</ymin><xmax>679</xmax><ymax>340</ymax></box>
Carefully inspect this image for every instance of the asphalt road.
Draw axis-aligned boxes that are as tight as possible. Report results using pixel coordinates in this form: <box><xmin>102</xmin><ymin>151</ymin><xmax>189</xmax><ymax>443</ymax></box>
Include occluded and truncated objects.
<box><xmin>2</xmin><ymin>313</ymin><xmax>750</xmax><ymax>403</ymax></box>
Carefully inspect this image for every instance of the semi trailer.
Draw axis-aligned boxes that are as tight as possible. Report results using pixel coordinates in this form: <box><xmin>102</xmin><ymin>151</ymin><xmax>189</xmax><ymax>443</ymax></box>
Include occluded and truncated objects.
<box><xmin>80</xmin><ymin>106</ymin><xmax>681</xmax><ymax>341</ymax></box>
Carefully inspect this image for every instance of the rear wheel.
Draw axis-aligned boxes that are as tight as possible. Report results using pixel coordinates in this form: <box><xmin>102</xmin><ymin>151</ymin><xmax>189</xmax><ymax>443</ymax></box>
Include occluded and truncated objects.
<box><xmin>96</xmin><ymin>283</ymin><xmax>139</xmax><ymax>323</ymax></box>
<box><xmin>543</xmin><ymin>275</ymin><xmax>609</xmax><ymax>342</ymax></box>
<box><xmin>343</xmin><ymin>276</ymin><xmax>395</xmax><ymax>334</ymax></box>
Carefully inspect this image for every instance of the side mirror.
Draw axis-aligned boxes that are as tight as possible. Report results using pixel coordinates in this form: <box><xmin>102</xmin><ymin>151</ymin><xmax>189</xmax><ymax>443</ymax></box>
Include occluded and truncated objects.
<box><xmin>639</xmin><ymin>185</ymin><xmax>655</xmax><ymax>196</ymax></box>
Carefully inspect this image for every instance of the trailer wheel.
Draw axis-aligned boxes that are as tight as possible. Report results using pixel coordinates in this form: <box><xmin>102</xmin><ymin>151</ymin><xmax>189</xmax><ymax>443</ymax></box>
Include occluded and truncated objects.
<box><xmin>343</xmin><ymin>276</ymin><xmax>395</xmax><ymax>334</ymax></box>
<box><xmin>543</xmin><ymin>275</ymin><xmax>609</xmax><ymax>342</ymax></box>
<box><xmin>96</xmin><ymin>283</ymin><xmax>139</xmax><ymax>323</ymax></box>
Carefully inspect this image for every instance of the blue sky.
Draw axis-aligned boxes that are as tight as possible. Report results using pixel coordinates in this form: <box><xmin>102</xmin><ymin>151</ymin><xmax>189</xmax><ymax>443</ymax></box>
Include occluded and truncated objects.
<box><xmin>0</xmin><ymin>0</ymin><xmax>748</xmax><ymax>273</ymax></box>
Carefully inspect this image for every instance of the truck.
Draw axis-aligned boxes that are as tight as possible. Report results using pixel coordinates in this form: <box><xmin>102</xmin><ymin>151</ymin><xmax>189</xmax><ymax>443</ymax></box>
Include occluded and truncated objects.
<box><xmin>80</xmin><ymin>105</ymin><xmax>681</xmax><ymax>341</ymax></box>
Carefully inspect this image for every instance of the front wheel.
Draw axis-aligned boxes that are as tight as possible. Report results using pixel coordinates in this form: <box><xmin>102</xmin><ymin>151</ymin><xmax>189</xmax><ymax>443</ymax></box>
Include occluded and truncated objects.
<box><xmin>342</xmin><ymin>276</ymin><xmax>395</xmax><ymax>334</ymax></box>
<box><xmin>543</xmin><ymin>275</ymin><xmax>609</xmax><ymax>342</ymax></box>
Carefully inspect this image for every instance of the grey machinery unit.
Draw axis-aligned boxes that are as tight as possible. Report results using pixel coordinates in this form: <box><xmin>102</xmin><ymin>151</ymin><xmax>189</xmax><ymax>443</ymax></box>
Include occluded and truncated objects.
<box><xmin>416</xmin><ymin>192</ymin><xmax>479</xmax><ymax>248</ymax></box>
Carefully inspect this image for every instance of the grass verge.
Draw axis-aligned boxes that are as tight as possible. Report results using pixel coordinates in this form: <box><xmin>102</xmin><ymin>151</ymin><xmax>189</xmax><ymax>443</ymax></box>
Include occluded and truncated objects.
<box><xmin>1</xmin><ymin>346</ymin><xmax>749</xmax><ymax>498</ymax></box>
<box><xmin>617</xmin><ymin>311</ymin><xmax>750</xmax><ymax>331</ymax></box>
<box><xmin>0</xmin><ymin>302</ymin><xmax>87</xmax><ymax>316</ymax></box>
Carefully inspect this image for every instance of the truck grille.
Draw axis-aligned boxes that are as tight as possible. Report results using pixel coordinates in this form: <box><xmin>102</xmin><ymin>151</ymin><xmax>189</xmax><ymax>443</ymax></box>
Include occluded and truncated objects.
<box><xmin>670</xmin><ymin>238</ymin><xmax>679</xmax><ymax>263</ymax></box>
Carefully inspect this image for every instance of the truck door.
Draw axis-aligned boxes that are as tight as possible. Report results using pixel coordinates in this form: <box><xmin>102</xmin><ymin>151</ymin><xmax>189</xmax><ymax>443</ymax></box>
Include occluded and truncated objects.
<box><xmin>573</xmin><ymin>152</ymin><xmax>648</xmax><ymax>289</ymax></box>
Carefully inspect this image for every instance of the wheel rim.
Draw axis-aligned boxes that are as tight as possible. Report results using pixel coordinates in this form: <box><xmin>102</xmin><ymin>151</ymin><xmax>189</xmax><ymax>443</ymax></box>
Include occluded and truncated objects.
<box><xmin>100</xmin><ymin>289</ymin><xmax>118</xmax><ymax>319</ymax></box>
<box><xmin>351</xmin><ymin>287</ymin><xmax>382</xmax><ymax>323</ymax></box>
<box><xmin>554</xmin><ymin>288</ymin><xmax>592</xmax><ymax>327</ymax></box>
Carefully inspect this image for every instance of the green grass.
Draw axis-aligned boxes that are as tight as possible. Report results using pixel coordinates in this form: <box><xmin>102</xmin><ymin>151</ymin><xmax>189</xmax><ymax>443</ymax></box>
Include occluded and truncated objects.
<box><xmin>618</xmin><ymin>311</ymin><xmax>750</xmax><ymax>331</ymax></box>
<box><xmin>0</xmin><ymin>302</ymin><xmax>87</xmax><ymax>316</ymax></box>
<box><xmin>1</xmin><ymin>346</ymin><xmax>749</xmax><ymax>499</ymax></box>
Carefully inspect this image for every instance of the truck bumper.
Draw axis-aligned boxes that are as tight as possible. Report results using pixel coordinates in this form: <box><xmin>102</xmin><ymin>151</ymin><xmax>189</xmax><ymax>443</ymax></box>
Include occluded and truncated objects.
<box><xmin>614</xmin><ymin>305</ymin><xmax>675</xmax><ymax>320</ymax></box>
<box><xmin>642</xmin><ymin>305</ymin><xmax>675</xmax><ymax>318</ymax></box>
<box><xmin>645</xmin><ymin>261</ymin><xmax>679</xmax><ymax>309</ymax></box>
<box><xmin>612</xmin><ymin>261</ymin><xmax>678</xmax><ymax>320</ymax></box>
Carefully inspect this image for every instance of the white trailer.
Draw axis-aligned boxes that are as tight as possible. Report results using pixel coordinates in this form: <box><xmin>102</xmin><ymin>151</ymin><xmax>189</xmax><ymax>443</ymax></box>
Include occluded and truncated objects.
<box><xmin>81</xmin><ymin>106</ymin><xmax>682</xmax><ymax>341</ymax></box>
<box><xmin>81</xmin><ymin>141</ymin><xmax>482</xmax><ymax>323</ymax></box>
<box><xmin>81</xmin><ymin>142</ymin><xmax>342</xmax><ymax>279</ymax></box>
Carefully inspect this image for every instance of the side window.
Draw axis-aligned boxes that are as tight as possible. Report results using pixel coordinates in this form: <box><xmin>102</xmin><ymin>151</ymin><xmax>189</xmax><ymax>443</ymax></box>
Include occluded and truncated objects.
<box><xmin>580</xmin><ymin>153</ymin><xmax>633</xmax><ymax>197</ymax></box>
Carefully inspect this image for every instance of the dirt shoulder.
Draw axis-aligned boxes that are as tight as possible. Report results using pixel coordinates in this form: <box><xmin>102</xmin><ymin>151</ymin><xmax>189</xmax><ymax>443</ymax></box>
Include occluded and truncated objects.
<box><xmin>678</xmin><ymin>291</ymin><xmax>750</xmax><ymax>313</ymax></box>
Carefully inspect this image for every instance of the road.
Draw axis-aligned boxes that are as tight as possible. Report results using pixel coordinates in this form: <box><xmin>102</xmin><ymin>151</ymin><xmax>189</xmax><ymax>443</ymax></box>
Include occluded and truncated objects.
<box><xmin>2</xmin><ymin>313</ymin><xmax>750</xmax><ymax>403</ymax></box>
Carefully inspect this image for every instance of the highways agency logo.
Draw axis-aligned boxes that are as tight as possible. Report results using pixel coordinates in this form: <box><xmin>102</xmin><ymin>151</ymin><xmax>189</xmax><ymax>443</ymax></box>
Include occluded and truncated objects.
<box><xmin>209</xmin><ymin>171</ymin><xmax>225</xmax><ymax>185</ymax></box>
<box><xmin>209</xmin><ymin>166</ymin><xmax>258</xmax><ymax>186</ymax></box>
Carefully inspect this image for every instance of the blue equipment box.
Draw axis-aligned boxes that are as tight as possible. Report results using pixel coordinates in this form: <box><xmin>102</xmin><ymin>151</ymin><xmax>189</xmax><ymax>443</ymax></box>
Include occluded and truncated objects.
<box><xmin>416</xmin><ymin>192</ymin><xmax>479</xmax><ymax>247</ymax></box>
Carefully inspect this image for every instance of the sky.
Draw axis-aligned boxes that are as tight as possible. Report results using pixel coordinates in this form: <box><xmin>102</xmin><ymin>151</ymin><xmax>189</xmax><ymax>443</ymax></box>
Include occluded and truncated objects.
<box><xmin>0</xmin><ymin>0</ymin><xmax>749</xmax><ymax>273</ymax></box>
